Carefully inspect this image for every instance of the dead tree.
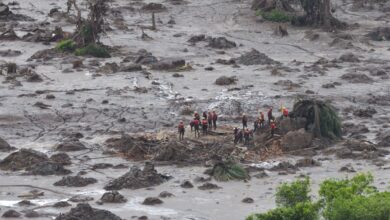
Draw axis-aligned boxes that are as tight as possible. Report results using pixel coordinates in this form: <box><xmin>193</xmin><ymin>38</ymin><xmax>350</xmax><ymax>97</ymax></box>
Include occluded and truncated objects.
<box><xmin>72</xmin><ymin>0</ymin><xmax>108</xmax><ymax>47</ymax></box>
<box><xmin>294</xmin><ymin>0</ymin><xmax>346</xmax><ymax>29</ymax></box>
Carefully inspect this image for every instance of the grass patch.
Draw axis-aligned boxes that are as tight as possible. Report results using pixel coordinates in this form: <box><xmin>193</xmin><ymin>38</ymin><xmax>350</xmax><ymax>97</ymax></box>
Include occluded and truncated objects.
<box><xmin>75</xmin><ymin>44</ymin><xmax>111</xmax><ymax>58</ymax></box>
<box><xmin>56</xmin><ymin>39</ymin><xmax>76</xmax><ymax>52</ymax></box>
<box><xmin>256</xmin><ymin>9</ymin><xmax>292</xmax><ymax>22</ymax></box>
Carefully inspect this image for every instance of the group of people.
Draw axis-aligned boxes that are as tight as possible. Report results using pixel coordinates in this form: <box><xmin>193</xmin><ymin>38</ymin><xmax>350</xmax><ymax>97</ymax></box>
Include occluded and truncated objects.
<box><xmin>177</xmin><ymin>106</ymin><xmax>290</xmax><ymax>143</ymax></box>
<box><xmin>177</xmin><ymin>110</ymin><xmax>218</xmax><ymax>140</ymax></box>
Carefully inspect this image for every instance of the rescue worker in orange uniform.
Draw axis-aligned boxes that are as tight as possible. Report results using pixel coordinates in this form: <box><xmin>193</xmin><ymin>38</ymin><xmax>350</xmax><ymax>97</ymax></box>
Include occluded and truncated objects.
<box><xmin>270</xmin><ymin>120</ymin><xmax>276</xmax><ymax>137</ymax></box>
<box><xmin>178</xmin><ymin>121</ymin><xmax>185</xmax><ymax>140</ymax></box>
<box><xmin>260</xmin><ymin>111</ymin><xmax>265</xmax><ymax>128</ymax></box>
<box><xmin>202</xmin><ymin>118</ymin><xmax>208</xmax><ymax>135</ymax></box>
<box><xmin>282</xmin><ymin>107</ymin><xmax>289</xmax><ymax>118</ymax></box>
<box><xmin>193</xmin><ymin>118</ymin><xmax>200</xmax><ymax>138</ymax></box>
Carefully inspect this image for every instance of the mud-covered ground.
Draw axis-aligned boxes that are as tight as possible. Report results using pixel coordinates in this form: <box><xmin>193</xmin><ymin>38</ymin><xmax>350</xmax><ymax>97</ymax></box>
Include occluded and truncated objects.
<box><xmin>0</xmin><ymin>0</ymin><xmax>389</xmax><ymax>219</ymax></box>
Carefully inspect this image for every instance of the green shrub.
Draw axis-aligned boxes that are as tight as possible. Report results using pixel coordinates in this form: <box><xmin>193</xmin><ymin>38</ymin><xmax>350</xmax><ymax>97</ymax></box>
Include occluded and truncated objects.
<box><xmin>256</xmin><ymin>9</ymin><xmax>292</xmax><ymax>22</ymax></box>
<box><xmin>247</xmin><ymin>202</ymin><xmax>320</xmax><ymax>220</ymax></box>
<box><xmin>56</xmin><ymin>39</ymin><xmax>76</xmax><ymax>52</ymax></box>
<box><xmin>276</xmin><ymin>177</ymin><xmax>311</xmax><ymax>207</ymax></box>
<box><xmin>75</xmin><ymin>44</ymin><xmax>110</xmax><ymax>58</ymax></box>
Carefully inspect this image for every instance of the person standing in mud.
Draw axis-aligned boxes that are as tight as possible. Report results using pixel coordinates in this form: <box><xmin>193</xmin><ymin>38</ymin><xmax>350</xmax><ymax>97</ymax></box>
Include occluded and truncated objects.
<box><xmin>282</xmin><ymin>107</ymin><xmax>289</xmax><ymax>118</ymax></box>
<box><xmin>193</xmin><ymin>118</ymin><xmax>200</xmax><ymax>138</ymax></box>
<box><xmin>244</xmin><ymin>128</ymin><xmax>251</xmax><ymax>145</ymax></box>
<box><xmin>267</xmin><ymin>107</ymin><xmax>273</xmax><ymax>125</ymax></box>
<box><xmin>178</xmin><ymin>121</ymin><xmax>185</xmax><ymax>140</ymax></box>
<box><xmin>203</xmin><ymin>111</ymin><xmax>208</xmax><ymax>120</ymax></box>
<box><xmin>270</xmin><ymin>120</ymin><xmax>276</xmax><ymax>137</ymax></box>
<box><xmin>260</xmin><ymin>111</ymin><xmax>265</xmax><ymax>128</ymax></box>
<box><xmin>212</xmin><ymin>111</ymin><xmax>218</xmax><ymax>130</ymax></box>
<box><xmin>208</xmin><ymin>111</ymin><xmax>213</xmax><ymax>129</ymax></box>
<box><xmin>194</xmin><ymin>111</ymin><xmax>200</xmax><ymax>121</ymax></box>
<box><xmin>234</xmin><ymin>128</ymin><xmax>243</xmax><ymax>144</ymax></box>
<box><xmin>242</xmin><ymin>113</ymin><xmax>248</xmax><ymax>129</ymax></box>
<box><xmin>253</xmin><ymin>118</ymin><xmax>259</xmax><ymax>132</ymax></box>
<box><xmin>202</xmin><ymin>117</ymin><xmax>208</xmax><ymax>135</ymax></box>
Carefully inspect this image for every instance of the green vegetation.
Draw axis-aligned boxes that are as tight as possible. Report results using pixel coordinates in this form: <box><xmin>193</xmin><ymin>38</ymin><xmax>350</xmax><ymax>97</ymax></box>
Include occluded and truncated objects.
<box><xmin>209</xmin><ymin>161</ymin><xmax>249</xmax><ymax>181</ymax></box>
<box><xmin>56</xmin><ymin>39</ymin><xmax>76</xmax><ymax>52</ymax></box>
<box><xmin>292</xmin><ymin>99</ymin><xmax>342</xmax><ymax>139</ymax></box>
<box><xmin>256</xmin><ymin>9</ymin><xmax>292</xmax><ymax>22</ymax></box>
<box><xmin>247</xmin><ymin>173</ymin><xmax>390</xmax><ymax>220</ymax></box>
<box><xmin>75</xmin><ymin>44</ymin><xmax>110</xmax><ymax>58</ymax></box>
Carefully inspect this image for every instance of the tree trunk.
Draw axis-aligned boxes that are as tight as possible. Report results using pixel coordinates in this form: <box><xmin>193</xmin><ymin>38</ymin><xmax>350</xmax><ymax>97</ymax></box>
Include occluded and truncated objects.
<box><xmin>298</xmin><ymin>0</ymin><xmax>345</xmax><ymax>29</ymax></box>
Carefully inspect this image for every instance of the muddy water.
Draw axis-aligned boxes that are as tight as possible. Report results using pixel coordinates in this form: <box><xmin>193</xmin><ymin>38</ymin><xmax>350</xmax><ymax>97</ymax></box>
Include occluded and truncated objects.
<box><xmin>0</xmin><ymin>0</ymin><xmax>389</xmax><ymax>219</ymax></box>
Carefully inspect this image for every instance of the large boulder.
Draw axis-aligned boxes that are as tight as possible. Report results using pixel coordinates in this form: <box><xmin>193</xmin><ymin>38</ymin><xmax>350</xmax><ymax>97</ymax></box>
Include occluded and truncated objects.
<box><xmin>151</xmin><ymin>58</ymin><xmax>185</xmax><ymax>71</ymax></box>
<box><xmin>99</xmin><ymin>191</ymin><xmax>127</xmax><ymax>204</ymax></box>
<box><xmin>55</xmin><ymin>203</ymin><xmax>123</xmax><ymax>220</ymax></box>
<box><xmin>0</xmin><ymin>149</ymin><xmax>49</xmax><ymax>171</ymax></box>
<box><xmin>104</xmin><ymin>162</ymin><xmax>171</xmax><ymax>190</ymax></box>
<box><xmin>280</xmin><ymin>129</ymin><xmax>313</xmax><ymax>151</ymax></box>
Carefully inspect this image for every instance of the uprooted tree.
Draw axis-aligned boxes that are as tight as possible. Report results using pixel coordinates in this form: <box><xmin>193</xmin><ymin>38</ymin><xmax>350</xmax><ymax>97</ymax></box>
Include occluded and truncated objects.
<box><xmin>252</xmin><ymin>0</ymin><xmax>346</xmax><ymax>29</ymax></box>
<box><xmin>57</xmin><ymin>0</ymin><xmax>110</xmax><ymax>58</ymax></box>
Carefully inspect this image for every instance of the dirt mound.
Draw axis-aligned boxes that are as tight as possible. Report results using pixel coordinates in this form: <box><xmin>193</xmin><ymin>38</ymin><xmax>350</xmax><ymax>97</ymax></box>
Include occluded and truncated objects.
<box><xmin>55</xmin><ymin>203</ymin><xmax>123</xmax><ymax>220</ymax></box>
<box><xmin>53</xmin><ymin>201</ymin><xmax>71</xmax><ymax>208</ymax></box>
<box><xmin>353</xmin><ymin>107</ymin><xmax>377</xmax><ymax>118</ymax></box>
<box><xmin>25</xmin><ymin>210</ymin><xmax>40</xmax><ymax>218</ymax></box>
<box><xmin>208</xmin><ymin>37</ymin><xmax>236</xmax><ymax>49</ymax></box>
<box><xmin>295</xmin><ymin>158</ymin><xmax>321</xmax><ymax>167</ymax></box>
<box><xmin>180</xmin><ymin>180</ymin><xmax>194</xmax><ymax>188</ymax></box>
<box><xmin>99</xmin><ymin>191</ymin><xmax>127</xmax><ymax>204</ymax></box>
<box><xmin>151</xmin><ymin>58</ymin><xmax>185</xmax><ymax>71</ymax></box>
<box><xmin>104</xmin><ymin>162</ymin><xmax>171</xmax><ymax>190</ymax></box>
<box><xmin>236</xmin><ymin>49</ymin><xmax>279</xmax><ymax>65</ymax></box>
<box><xmin>105</xmin><ymin>134</ymin><xmax>162</xmax><ymax>160</ymax></box>
<box><xmin>55</xmin><ymin>141</ymin><xmax>87</xmax><ymax>152</ymax></box>
<box><xmin>0</xmin><ymin>148</ymin><xmax>49</xmax><ymax>171</ymax></box>
<box><xmin>280</xmin><ymin>129</ymin><xmax>313</xmax><ymax>151</ymax></box>
<box><xmin>198</xmin><ymin>183</ymin><xmax>221</xmax><ymax>190</ymax></box>
<box><xmin>0</xmin><ymin>137</ymin><xmax>13</xmax><ymax>152</ymax></box>
<box><xmin>188</xmin><ymin>34</ymin><xmax>206</xmax><ymax>44</ymax></box>
<box><xmin>215</xmin><ymin>76</ymin><xmax>237</xmax><ymax>85</ymax></box>
<box><xmin>2</xmin><ymin>209</ymin><xmax>21</xmax><ymax>218</ymax></box>
<box><xmin>154</xmin><ymin>142</ymin><xmax>189</xmax><ymax>162</ymax></box>
<box><xmin>50</xmin><ymin>153</ymin><xmax>72</xmax><ymax>165</ymax></box>
<box><xmin>119</xmin><ymin>64</ymin><xmax>142</xmax><ymax>72</ymax></box>
<box><xmin>142</xmin><ymin>197</ymin><xmax>163</xmax><ymax>205</ymax></box>
<box><xmin>341</xmin><ymin>73</ymin><xmax>373</xmax><ymax>83</ymax></box>
<box><xmin>367</xmin><ymin>27</ymin><xmax>390</xmax><ymax>41</ymax></box>
<box><xmin>26</xmin><ymin>161</ymin><xmax>72</xmax><ymax>176</ymax></box>
<box><xmin>54</xmin><ymin>176</ymin><xmax>97</xmax><ymax>187</ymax></box>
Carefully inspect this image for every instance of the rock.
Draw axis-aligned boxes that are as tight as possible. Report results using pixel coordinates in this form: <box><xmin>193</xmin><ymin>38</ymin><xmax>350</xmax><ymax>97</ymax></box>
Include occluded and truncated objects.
<box><xmin>378</xmin><ymin>131</ymin><xmax>390</xmax><ymax>147</ymax></box>
<box><xmin>242</xmin><ymin>197</ymin><xmax>254</xmax><ymax>203</ymax></box>
<box><xmin>25</xmin><ymin>210</ymin><xmax>40</xmax><ymax>218</ymax></box>
<box><xmin>68</xmin><ymin>195</ymin><xmax>94</xmax><ymax>203</ymax></box>
<box><xmin>138</xmin><ymin>216</ymin><xmax>148</xmax><ymax>220</ymax></box>
<box><xmin>98</xmin><ymin>62</ymin><xmax>119</xmax><ymax>74</ymax></box>
<box><xmin>0</xmin><ymin>4</ymin><xmax>11</xmax><ymax>16</ymax></box>
<box><xmin>339</xmin><ymin>164</ymin><xmax>356</xmax><ymax>173</ymax></box>
<box><xmin>72</xmin><ymin>60</ymin><xmax>83</xmax><ymax>69</ymax></box>
<box><xmin>132</xmin><ymin>50</ymin><xmax>158</xmax><ymax>65</ymax></box>
<box><xmin>55</xmin><ymin>141</ymin><xmax>87</xmax><ymax>152</ymax></box>
<box><xmin>100</xmin><ymin>191</ymin><xmax>127</xmax><ymax>203</ymax></box>
<box><xmin>216</xmin><ymin>58</ymin><xmax>235</xmax><ymax>65</ymax></box>
<box><xmin>338</xmin><ymin>53</ymin><xmax>360</xmax><ymax>62</ymax></box>
<box><xmin>172</xmin><ymin>73</ymin><xmax>183</xmax><ymax>77</ymax></box>
<box><xmin>46</xmin><ymin>94</ymin><xmax>56</xmax><ymax>99</ymax></box>
<box><xmin>188</xmin><ymin>34</ymin><xmax>206</xmax><ymax>43</ymax></box>
<box><xmin>159</xmin><ymin>191</ymin><xmax>174</xmax><ymax>198</ymax></box>
<box><xmin>54</xmin><ymin>176</ymin><xmax>97</xmax><ymax>187</ymax></box>
<box><xmin>2</xmin><ymin>209</ymin><xmax>21</xmax><ymax>218</ymax></box>
<box><xmin>154</xmin><ymin>142</ymin><xmax>189</xmax><ymax>162</ymax></box>
<box><xmin>151</xmin><ymin>59</ymin><xmax>185</xmax><ymax>71</ymax></box>
<box><xmin>17</xmin><ymin>200</ymin><xmax>35</xmax><ymax>206</ymax></box>
<box><xmin>180</xmin><ymin>180</ymin><xmax>194</xmax><ymax>188</ymax></box>
<box><xmin>281</xmin><ymin>129</ymin><xmax>313</xmax><ymax>151</ymax></box>
<box><xmin>33</xmin><ymin>102</ymin><xmax>51</xmax><ymax>109</ymax></box>
<box><xmin>341</xmin><ymin>73</ymin><xmax>373</xmax><ymax>83</ymax></box>
<box><xmin>0</xmin><ymin>148</ymin><xmax>49</xmax><ymax>171</ymax></box>
<box><xmin>205</xmin><ymin>66</ymin><xmax>214</xmax><ymax>71</ymax></box>
<box><xmin>274</xmin><ymin>80</ymin><xmax>301</xmax><ymax>88</ymax></box>
<box><xmin>55</xmin><ymin>203</ymin><xmax>123</xmax><ymax>220</ymax></box>
<box><xmin>50</xmin><ymin>153</ymin><xmax>72</xmax><ymax>165</ymax></box>
<box><xmin>295</xmin><ymin>158</ymin><xmax>321</xmax><ymax>167</ymax></box>
<box><xmin>322</xmin><ymin>83</ymin><xmax>335</xmax><ymax>88</ymax></box>
<box><xmin>353</xmin><ymin>107</ymin><xmax>377</xmax><ymax>118</ymax></box>
<box><xmin>142</xmin><ymin>197</ymin><xmax>163</xmax><ymax>205</ymax></box>
<box><xmin>253</xmin><ymin>170</ymin><xmax>268</xmax><ymax>179</ymax></box>
<box><xmin>53</xmin><ymin>201</ymin><xmax>71</xmax><ymax>208</ymax></box>
<box><xmin>141</xmin><ymin>3</ymin><xmax>167</xmax><ymax>12</ymax></box>
<box><xmin>198</xmin><ymin>183</ymin><xmax>221</xmax><ymax>190</ymax></box>
<box><xmin>104</xmin><ymin>162</ymin><xmax>171</xmax><ymax>190</ymax></box>
<box><xmin>25</xmin><ymin>161</ymin><xmax>71</xmax><ymax>176</ymax></box>
<box><xmin>367</xmin><ymin>27</ymin><xmax>390</xmax><ymax>41</ymax></box>
<box><xmin>208</xmin><ymin>37</ymin><xmax>236</xmax><ymax>49</ymax></box>
<box><xmin>119</xmin><ymin>64</ymin><xmax>142</xmax><ymax>72</ymax></box>
<box><xmin>0</xmin><ymin>49</ymin><xmax>21</xmax><ymax>57</ymax></box>
<box><xmin>236</xmin><ymin>49</ymin><xmax>279</xmax><ymax>65</ymax></box>
<box><xmin>0</xmin><ymin>137</ymin><xmax>13</xmax><ymax>152</ymax></box>
<box><xmin>92</xmin><ymin>163</ymin><xmax>114</xmax><ymax>170</ymax></box>
<box><xmin>215</xmin><ymin>76</ymin><xmax>237</xmax><ymax>85</ymax></box>
<box><xmin>270</xmin><ymin>162</ymin><xmax>297</xmax><ymax>174</ymax></box>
